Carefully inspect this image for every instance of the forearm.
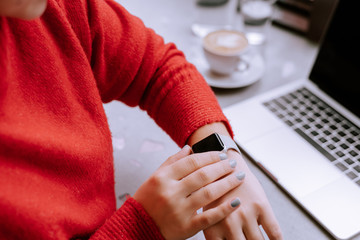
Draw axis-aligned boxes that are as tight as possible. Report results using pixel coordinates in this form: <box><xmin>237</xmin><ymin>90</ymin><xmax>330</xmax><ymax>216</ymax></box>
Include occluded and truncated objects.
<box><xmin>186</xmin><ymin>122</ymin><xmax>233</xmax><ymax>147</ymax></box>
<box><xmin>140</xmin><ymin>60</ymin><xmax>232</xmax><ymax>146</ymax></box>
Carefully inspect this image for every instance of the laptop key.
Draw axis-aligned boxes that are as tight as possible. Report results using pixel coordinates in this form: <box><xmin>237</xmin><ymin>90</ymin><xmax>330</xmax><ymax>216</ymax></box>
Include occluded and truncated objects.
<box><xmin>338</xmin><ymin>131</ymin><xmax>346</xmax><ymax>137</ymax></box>
<box><xmin>295</xmin><ymin>118</ymin><xmax>302</xmax><ymax>123</ymax></box>
<box><xmin>351</xmin><ymin>130</ymin><xmax>359</xmax><ymax>136</ymax></box>
<box><xmin>335</xmin><ymin>118</ymin><xmax>342</xmax><ymax>123</ymax></box>
<box><xmin>330</xmin><ymin>125</ymin><xmax>338</xmax><ymax>130</ymax></box>
<box><xmin>273</xmin><ymin>99</ymin><xmax>286</xmax><ymax>110</ymax></box>
<box><xmin>335</xmin><ymin>162</ymin><xmax>347</xmax><ymax>171</ymax></box>
<box><xmin>327</xmin><ymin>144</ymin><xmax>336</xmax><ymax>150</ymax></box>
<box><xmin>311</xmin><ymin>131</ymin><xmax>319</xmax><ymax>136</ymax></box>
<box><xmin>345</xmin><ymin>158</ymin><xmax>355</xmax><ymax>165</ymax></box>
<box><xmin>324</xmin><ymin>130</ymin><xmax>331</xmax><ymax>136</ymax></box>
<box><xmin>336</xmin><ymin>151</ymin><xmax>345</xmax><ymax>158</ymax></box>
<box><xmin>350</xmin><ymin>150</ymin><xmax>358</xmax><ymax>157</ymax></box>
<box><xmin>340</xmin><ymin>143</ymin><xmax>349</xmax><ymax>149</ymax></box>
<box><xmin>285</xmin><ymin>120</ymin><xmax>293</xmax><ymax>127</ymax></box>
<box><xmin>356</xmin><ymin>179</ymin><xmax>360</xmax><ymax>187</ymax></box>
<box><xmin>346</xmin><ymin>171</ymin><xmax>357</xmax><ymax>180</ymax></box>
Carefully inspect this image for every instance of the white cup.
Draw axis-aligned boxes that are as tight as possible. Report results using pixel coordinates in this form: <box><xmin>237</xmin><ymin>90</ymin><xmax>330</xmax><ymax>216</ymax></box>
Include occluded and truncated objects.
<box><xmin>202</xmin><ymin>29</ymin><xmax>250</xmax><ymax>75</ymax></box>
<box><xmin>240</xmin><ymin>0</ymin><xmax>274</xmax><ymax>45</ymax></box>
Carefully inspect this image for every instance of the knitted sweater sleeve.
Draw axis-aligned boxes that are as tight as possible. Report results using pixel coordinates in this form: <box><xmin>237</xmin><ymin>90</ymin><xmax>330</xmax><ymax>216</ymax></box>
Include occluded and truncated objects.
<box><xmin>90</xmin><ymin>198</ymin><xmax>165</xmax><ymax>240</ymax></box>
<box><xmin>68</xmin><ymin>0</ymin><xmax>233</xmax><ymax>146</ymax></box>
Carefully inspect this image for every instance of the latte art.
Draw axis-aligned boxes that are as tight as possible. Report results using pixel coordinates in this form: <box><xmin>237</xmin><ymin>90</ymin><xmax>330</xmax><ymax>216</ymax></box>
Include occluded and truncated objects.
<box><xmin>203</xmin><ymin>30</ymin><xmax>249</xmax><ymax>55</ymax></box>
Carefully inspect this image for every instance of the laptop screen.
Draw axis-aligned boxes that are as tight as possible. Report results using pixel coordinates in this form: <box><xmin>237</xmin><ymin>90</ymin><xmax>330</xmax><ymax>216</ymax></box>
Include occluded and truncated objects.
<box><xmin>309</xmin><ymin>0</ymin><xmax>360</xmax><ymax>118</ymax></box>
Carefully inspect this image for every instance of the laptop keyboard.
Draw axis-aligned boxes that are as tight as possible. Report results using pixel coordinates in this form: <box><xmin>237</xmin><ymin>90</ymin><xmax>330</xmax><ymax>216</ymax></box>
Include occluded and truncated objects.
<box><xmin>263</xmin><ymin>87</ymin><xmax>360</xmax><ymax>187</ymax></box>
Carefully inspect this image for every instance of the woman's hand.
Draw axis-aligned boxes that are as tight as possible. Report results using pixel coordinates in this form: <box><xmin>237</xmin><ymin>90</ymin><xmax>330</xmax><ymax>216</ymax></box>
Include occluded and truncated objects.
<box><xmin>133</xmin><ymin>145</ymin><xmax>246</xmax><ymax>240</ymax></box>
<box><xmin>203</xmin><ymin>150</ymin><xmax>283</xmax><ymax>240</ymax></box>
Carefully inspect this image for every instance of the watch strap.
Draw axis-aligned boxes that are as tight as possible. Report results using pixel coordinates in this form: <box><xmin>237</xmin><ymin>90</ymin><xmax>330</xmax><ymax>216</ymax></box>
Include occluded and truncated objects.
<box><xmin>218</xmin><ymin>134</ymin><xmax>241</xmax><ymax>154</ymax></box>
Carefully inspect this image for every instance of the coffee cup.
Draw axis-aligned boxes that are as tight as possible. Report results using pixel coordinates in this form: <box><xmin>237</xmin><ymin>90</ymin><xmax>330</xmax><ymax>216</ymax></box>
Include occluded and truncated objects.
<box><xmin>202</xmin><ymin>29</ymin><xmax>250</xmax><ymax>75</ymax></box>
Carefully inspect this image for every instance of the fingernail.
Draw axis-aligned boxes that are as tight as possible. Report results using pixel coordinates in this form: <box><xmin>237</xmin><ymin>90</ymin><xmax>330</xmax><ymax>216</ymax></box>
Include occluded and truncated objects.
<box><xmin>183</xmin><ymin>145</ymin><xmax>190</xmax><ymax>150</ymax></box>
<box><xmin>231</xmin><ymin>198</ymin><xmax>241</xmax><ymax>208</ymax></box>
<box><xmin>236</xmin><ymin>171</ymin><xmax>246</xmax><ymax>181</ymax></box>
<box><xmin>219</xmin><ymin>152</ymin><xmax>227</xmax><ymax>160</ymax></box>
<box><xmin>229</xmin><ymin>159</ymin><xmax>237</xmax><ymax>168</ymax></box>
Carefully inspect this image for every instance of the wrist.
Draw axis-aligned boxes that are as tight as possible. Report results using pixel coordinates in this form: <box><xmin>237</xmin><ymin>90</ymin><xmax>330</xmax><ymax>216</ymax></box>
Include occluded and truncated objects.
<box><xmin>191</xmin><ymin>132</ymin><xmax>242</xmax><ymax>157</ymax></box>
<box><xmin>187</xmin><ymin>122</ymin><xmax>231</xmax><ymax>146</ymax></box>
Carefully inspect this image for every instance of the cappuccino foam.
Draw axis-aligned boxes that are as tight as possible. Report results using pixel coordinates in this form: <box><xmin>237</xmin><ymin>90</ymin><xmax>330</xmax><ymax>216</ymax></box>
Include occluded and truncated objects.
<box><xmin>203</xmin><ymin>30</ymin><xmax>248</xmax><ymax>55</ymax></box>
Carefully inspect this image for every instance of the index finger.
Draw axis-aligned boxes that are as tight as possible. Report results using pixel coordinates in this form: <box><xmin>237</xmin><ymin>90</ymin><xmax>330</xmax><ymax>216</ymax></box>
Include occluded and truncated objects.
<box><xmin>159</xmin><ymin>145</ymin><xmax>192</xmax><ymax>169</ymax></box>
<box><xmin>169</xmin><ymin>151</ymin><xmax>227</xmax><ymax>180</ymax></box>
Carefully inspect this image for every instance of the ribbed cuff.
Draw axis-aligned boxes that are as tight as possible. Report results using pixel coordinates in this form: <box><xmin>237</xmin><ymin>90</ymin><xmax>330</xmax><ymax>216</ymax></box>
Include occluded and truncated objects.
<box><xmin>90</xmin><ymin>197</ymin><xmax>165</xmax><ymax>240</ymax></box>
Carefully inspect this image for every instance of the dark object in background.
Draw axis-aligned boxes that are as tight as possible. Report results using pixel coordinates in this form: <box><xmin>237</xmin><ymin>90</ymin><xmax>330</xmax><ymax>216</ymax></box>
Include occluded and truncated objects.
<box><xmin>197</xmin><ymin>0</ymin><xmax>229</xmax><ymax>6</ymax></box>
<box><xmin>272</xmin><ymin>0</ymin><xmax>338</xmax><ymax>42</ymax></box>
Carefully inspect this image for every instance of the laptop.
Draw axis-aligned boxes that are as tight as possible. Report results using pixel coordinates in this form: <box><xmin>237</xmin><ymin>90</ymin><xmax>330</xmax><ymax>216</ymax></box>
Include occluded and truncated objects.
<box><xmin>223</xmin><ymin>1</ymin><xmax>360</xmax><ymax>239</ymax></box>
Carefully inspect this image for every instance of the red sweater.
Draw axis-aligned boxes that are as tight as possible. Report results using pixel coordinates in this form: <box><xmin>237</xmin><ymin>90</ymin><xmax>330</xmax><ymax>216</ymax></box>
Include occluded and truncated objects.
<box><xmin>0</xmin><ymin>0</ymin><xmax>231</xmax><ymax>239</ymax></box>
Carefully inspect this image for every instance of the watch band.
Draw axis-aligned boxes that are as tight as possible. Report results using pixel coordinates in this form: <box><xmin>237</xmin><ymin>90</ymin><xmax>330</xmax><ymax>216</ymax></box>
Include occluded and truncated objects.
<box><xmin>218</xmin><ymin>134</ymin><xmax>241</xmax><ymax>154</ymax></box>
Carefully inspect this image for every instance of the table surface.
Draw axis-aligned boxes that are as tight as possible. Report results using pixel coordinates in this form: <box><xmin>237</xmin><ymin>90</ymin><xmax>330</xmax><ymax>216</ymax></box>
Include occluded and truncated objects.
<box><xmin>104</xmin><ymin>0</ymin><xmax>360</xmax><ymax>239</ymax></box>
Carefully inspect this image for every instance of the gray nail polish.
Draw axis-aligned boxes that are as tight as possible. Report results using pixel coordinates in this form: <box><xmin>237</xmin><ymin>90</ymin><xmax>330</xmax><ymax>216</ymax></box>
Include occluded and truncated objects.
<box><xmin>231</xmin><ymin>198</ymin><xmax>241</xmax><ymax>208</ymax></box>
<box><xmin>236</xmin><ymin>171</ymin><xmax>245</xmax><ymax>181</ymax></box>
<box><xmin>219</xmin><ymin>152</ymin><xmax>227</xmax><ymax>160</ymax></box>
<box><xmin>182</xmin><ymin>144</ymin><xmax>190</xmax><ymax>149</ymax></box>
<box><xmin>229</xmin><ymin>159</ymin><xmax>237</xmax><ymax>168</ymax></box>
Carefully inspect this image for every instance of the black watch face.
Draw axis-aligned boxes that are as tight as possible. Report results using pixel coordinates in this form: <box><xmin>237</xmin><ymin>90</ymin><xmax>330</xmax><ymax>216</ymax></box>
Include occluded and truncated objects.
<box><xmin>192</xmin><ymin>133</ymin><xmax>225</xmax><ymax>153</ymax></box>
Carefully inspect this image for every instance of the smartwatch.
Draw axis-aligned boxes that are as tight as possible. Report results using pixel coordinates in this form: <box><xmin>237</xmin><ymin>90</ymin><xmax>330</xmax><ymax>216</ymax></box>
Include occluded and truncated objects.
<box><xmin>191</xmin><ymin>133</ymin><xmax>241</xmax><ymax>154</ymax></box>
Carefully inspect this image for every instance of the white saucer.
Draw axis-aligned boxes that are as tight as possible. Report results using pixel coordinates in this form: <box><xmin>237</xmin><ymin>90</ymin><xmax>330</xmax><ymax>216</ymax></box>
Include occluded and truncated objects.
<box><xmin>194</xmin><ymin>52</ymin><xmax>265</xmax><ymax>89</ymax></box>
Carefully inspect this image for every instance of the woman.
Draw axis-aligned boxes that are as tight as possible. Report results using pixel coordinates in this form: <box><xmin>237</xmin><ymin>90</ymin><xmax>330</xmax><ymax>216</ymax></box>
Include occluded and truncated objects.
<box><xmin>0</xmin><ymin>0</ymin><xmax>283</xmax><ymax>239</ymax></box>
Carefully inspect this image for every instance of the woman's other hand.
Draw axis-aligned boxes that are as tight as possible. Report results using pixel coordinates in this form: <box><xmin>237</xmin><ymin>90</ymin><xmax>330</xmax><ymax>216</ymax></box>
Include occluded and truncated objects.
<box><xmin>133</xmin><ymin>145</ymin><xmax>245</xmax><ymax>240</ymax></box>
